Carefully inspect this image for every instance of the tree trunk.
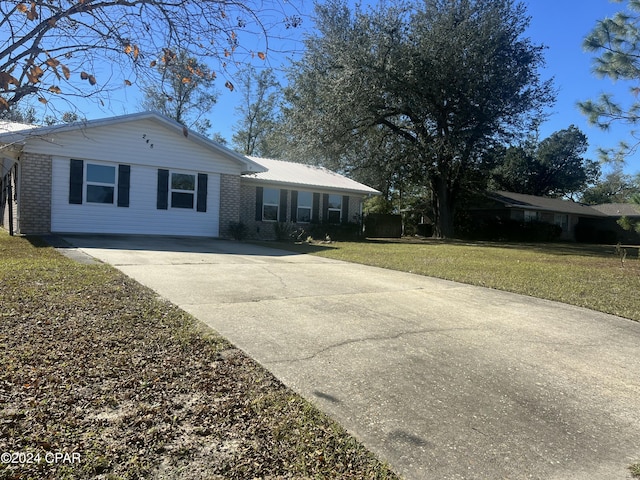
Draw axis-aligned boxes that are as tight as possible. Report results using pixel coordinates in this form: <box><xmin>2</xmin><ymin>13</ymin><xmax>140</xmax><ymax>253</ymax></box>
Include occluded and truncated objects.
<box><xmin>431</xmin><ymin>174</ymin><xmax>455</xmax><ymax>239</ymax></box>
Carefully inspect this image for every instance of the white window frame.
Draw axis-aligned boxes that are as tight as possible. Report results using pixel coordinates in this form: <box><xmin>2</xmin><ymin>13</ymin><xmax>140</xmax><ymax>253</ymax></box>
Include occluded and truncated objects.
<box><xmin>262</xmin><ymin>187</ymin><xmax>280</xmax><ymax>221</ymax></box>
<box><xmin>85</xmin><ymin>162</ymin><xmax>116</xmax><ymax>205</ymax></box>
<box><xmin>297</xmin><ymin>191</ymin><xmax>312</xmax><ymax>223</ymax></box>
<box><xmin>327</xmin><ymin>194</ymin><xmax>342</xmax><ymax>223</ymax></box>
<box><xmin>170</xmin><ymin>171</ymin><xmax>196</xmax><ymax>210</ymax></box>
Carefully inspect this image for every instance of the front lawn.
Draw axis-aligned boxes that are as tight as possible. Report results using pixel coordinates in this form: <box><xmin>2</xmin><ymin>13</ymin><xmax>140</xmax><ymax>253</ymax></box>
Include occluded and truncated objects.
<box><xmin>0</xmin><ymin>233</ymin><xmax>398</xmax><ymax>479</ymax></box>
<box><xmin>279</xmin><ymin>238</ymin><xmax>640</xmax><ymax>322</ymax></box>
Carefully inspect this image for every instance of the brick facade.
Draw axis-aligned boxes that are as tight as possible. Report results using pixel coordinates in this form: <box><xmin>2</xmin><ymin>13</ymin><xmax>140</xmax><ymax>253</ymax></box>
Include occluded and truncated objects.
<box><xmin>218</xmin><ymin>173</ymin><xmax>241</xmax><ymax>238</ymax></box>
<box><xmin>17</xmin><ymin>153</ymin><xmax>52</xmax><ymax>234</ymax></box>
<box><xmin>240</xmin><ymin>181</ymin><xmax>364</xmax><ymax>240</ymax></box>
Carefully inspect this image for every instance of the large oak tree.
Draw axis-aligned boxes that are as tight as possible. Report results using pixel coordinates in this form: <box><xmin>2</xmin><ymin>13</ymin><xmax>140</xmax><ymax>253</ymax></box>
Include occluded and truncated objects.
<box><xmin>284</xmin><ymin>0</ymin><xmax>554</xmax><ymax>237</ymax></box>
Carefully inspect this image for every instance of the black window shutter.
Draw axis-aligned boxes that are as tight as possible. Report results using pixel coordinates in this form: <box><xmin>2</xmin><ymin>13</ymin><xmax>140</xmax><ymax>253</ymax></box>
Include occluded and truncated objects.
<box><xmin>323</xmin><ymin>194</ymin><xmax>329</xmax><ymax>221</ymax></box>
<box><xmin>197</xmin><ymin>173</ymin><xmax>208</xmax><ymax>212</ymax></box>
<box><xmin>157</xmin><ymin>169</ymin><xmax>169</xmax><ymax>210</ymax></box>
<box><xmin>312</xmin><ymin>193</ymin><xmax>320</xmax><ymax>221</ymax></box>
<box><xmin>69</xmin><ymin>159</ymin><xmax>83</xmax><ymax>204</ymax></box>
<box><xmin>255</xmin><ymin>186</ymin><xmax>263</xmax><ymax>221</ymax></box>
<box><xmin>117</xmin><ymin>165</ymin><xmax>131</xmax><ymax>208</ymax></box>
<box><xmin>342</xmin><ymin>195</ymin><xmax>349</xmax><ymax>223</ymax></box>
<box><xmin>279</xmin><ymin>189</ymin><xmax>288</xmax><ymax>222</ymax></box>
<box><xmin>290</xmin><ymin>190</ymin><xmax>298</xmax><ymax>222</ymax></box>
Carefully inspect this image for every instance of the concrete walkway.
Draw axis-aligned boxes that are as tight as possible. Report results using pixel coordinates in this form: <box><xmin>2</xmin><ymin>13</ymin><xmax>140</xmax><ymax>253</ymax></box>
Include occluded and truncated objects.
<box><xmin>60</xmin><ymin>235</ymin><xmax>640</xmax><ymax>480</ymax></box>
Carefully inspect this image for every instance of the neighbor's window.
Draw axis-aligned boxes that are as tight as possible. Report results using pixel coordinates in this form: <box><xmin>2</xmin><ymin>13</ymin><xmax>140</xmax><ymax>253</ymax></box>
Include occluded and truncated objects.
<box><xmin>554</xmin><ymin>214</ymin><xmax>569</xmax><ymax>231</ymax></box>
<box><xmin>86</xmin><ymin>163</ymin><xmax>116</xmax><ymax>204</ymax></box>
<box><xmin>297</xmin><ymin>191</ymin><xmax>312</xmax><ymax>223</ymax></box>
<box><xmin>171</xmin><ymin>172</ymin><xmax>196</xmax><ymax>209</ymax></box>
<box><xmin>523</xmin><ymin>210</ymin><xmax>538</xmax><ymax>222</ymax></box>
<box><xmin>263</xmin><ymin>187</ymin><xmax>280</xmax><ymax>221</ymax></box>
<box><xmin>327</xmin><ymin>194</ymin><xmax>342</xmax><ymax>223</ymax></box>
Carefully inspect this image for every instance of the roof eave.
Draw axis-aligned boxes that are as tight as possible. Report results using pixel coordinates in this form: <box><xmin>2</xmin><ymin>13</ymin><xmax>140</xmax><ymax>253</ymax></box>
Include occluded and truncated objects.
<box><xmin>240</xmin><ymin>176</ymin><xmax>380</xmax><ymax>196</ymax></box>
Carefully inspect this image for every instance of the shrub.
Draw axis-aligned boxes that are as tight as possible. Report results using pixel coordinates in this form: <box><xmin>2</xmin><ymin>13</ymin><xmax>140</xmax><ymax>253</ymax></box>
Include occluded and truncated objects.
<box><xmin>309</xmin><ymin>222</ymin><xmax>362</xmax><ymax>241</ymax></box>
<box><xmin>466</xmin><ymin>218</ymin><xmax>562</xmax><ymax>242</ymax></box>
<box><xmin>273</xmin><ymin>222</ymin><xmax>297</xmax><ymax>241</ymax></box>
<box><xmin>228</xmin><ymin>221</ymin><xmax>248</xmax><ymax>241</ymax></box>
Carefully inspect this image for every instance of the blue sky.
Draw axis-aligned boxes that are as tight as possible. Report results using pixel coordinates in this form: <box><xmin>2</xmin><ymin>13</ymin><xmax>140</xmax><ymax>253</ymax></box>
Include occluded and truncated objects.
<box><xmin>42</xmin><ymin>0</ymin><xmax>640</xmax><ymax>175</ymax></box>
<box><xmin>214</xmin><ymin>0</ymin><xmax>640</xmax><ymax>175</ymax></box>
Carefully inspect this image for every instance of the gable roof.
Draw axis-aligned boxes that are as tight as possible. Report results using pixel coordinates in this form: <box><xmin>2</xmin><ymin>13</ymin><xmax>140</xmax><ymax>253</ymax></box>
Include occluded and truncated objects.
<box><xmin>487</xmin><ymin>191</ymin><xmax>606</xmax><ymax>217</ymax></box>
<box><xmin>0</xmin><ymin>111</ymin><xmax>266</xmax><ymax>174</ymax></box>
<box><xmin>243</xmin><ymin>156</ymin><xmax>380</xmax><ymax>195</ymax></box>
<box><xmin>591</xmin><ymin>203</ymin><xmax>640</xmax><ymax>217</ymax></box>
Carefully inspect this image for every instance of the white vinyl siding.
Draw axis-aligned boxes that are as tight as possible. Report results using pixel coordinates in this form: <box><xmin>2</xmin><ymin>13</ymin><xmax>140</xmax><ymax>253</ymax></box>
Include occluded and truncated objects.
<box><xmin>21</xmin><ymin>118</ymin><xmax>243</xmax><ymax>176</ymax></box>
<box><xmin>51</xmin><ymin>157</ymin><xmax>220</xmax><ymax>236</ymax></box>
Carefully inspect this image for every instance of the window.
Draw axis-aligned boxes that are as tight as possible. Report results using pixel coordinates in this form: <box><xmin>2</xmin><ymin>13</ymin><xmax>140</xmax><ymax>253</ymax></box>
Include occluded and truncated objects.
<box><xmin>523</xmin><ymin>210</ymin><xmax>538</xmax><ymax>222</ymax></box>
<box><xmin>554</xmin><ymin>214</ymin><xmax>569</xmax><ymax>232</ymax></box>
<box><xmin>86</xmin><ymin>163</ymin><xmax>115</xmax><ymax>204</ymax></box>
<box><xmin>297</xmin><ymin>191</ymin><xmax>312</xmax><ymax>223</ymax></box>
<box><xmin>327</xmin><ymin>194</ymin><xmax>342</xmax><ymax>223</ymax></box>
<box><xmin>171</xmin><ymin>172</ymin><xmax>195</xmax><ymax>209</ymax></box>
<box><xmin>263</xmin><ymin>187</ymin><xmax>280</xmax><ymax>221</ymax></box>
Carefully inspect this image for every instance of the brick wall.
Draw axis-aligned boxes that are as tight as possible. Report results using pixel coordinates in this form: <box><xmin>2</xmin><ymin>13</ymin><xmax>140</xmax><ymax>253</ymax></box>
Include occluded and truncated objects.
<box><xmin>240</xmin><ymin>182</ymin><xmax>269</xmax><ymax>239</ymax></box>
<box><xmin>239</xmin><ymin>181</ymin><xmax>365</xmax><ymax>240</ymax></box>
<box><xmin>218</xmin><ymin>173</ymin><xmax>241</xmax><ymax>238</ymax></box>
<box><xmin>17</xmin><ymin>153</ymin><xmax>52</xmax><ymax>234</ymax></box>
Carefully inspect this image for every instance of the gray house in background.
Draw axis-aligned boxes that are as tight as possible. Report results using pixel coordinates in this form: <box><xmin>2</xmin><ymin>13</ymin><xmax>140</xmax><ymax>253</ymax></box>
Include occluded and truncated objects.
<box><xmin>589</xmin><ymin>203</ymin><xmax>640</xmax><ymax>244</ymax></box>
<box><xmin>472</xmin><ymin>191</ymin><xmax>605</xmax><ymax>241</ymax></box>
<box><xmin>469</xmin><ymin>191</ymin><xmax>639</xmax><ymax>242</ymax></box>
<box><xmin>0</xmin><ymin>112</ymin><xmax>379</xmax><ymax>239</ymax></box>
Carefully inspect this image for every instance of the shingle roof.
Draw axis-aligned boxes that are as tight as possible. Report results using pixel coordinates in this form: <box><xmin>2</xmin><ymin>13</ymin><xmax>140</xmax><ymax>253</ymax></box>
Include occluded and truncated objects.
<box><xmin>591</xmin><ymin>203</ymin><xmax>640</xmax><ymax>217</ymax></box>
<box><xmin>488</xmin><ymin>191</ymin><xmax>606</xmax><ymax>217</ymax></box>
<box><xmin>244</xmin><ymin>156</ymin><xmax>380</xmax><ymax>195</ymax></box>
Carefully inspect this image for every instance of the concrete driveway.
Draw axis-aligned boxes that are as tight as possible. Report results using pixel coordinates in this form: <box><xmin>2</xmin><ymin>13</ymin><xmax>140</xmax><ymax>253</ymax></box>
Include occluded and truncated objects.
<box><xmin>60</xmin><ymin>235</ymin><xmax>640</xmax><ymax>480</ymax></box>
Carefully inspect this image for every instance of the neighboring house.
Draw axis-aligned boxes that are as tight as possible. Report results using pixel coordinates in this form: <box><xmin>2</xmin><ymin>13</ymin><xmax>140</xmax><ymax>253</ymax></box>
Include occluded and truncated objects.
<box><xmin>240</xmin><ymin>156</ymin><xmax>380</xmax><ymax>239</ymax></box>
<box><xmin>0</xmin><ymin>112</ymin><xmax>379</xmax><ymax>239</ymax></box>
<box><xmin>590</xmin><ymin>203</ymin><xmax>640</xmax><ymax>244</ymax></box>
<box><xmin>472</xmin><ymin>191</ymin><xmax>607</xmax><ymax>241</ymax></box>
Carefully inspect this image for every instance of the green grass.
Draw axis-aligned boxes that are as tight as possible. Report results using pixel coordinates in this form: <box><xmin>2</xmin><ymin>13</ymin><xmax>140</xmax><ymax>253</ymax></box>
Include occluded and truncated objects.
<box><xmin>631</xmin><ymin>463</ymin><xmax>640</xmax><ymax>478</ymax></box>
<box><xmin>270</xmin><ymin>238</ymin><xmax>640</xmax><ymax>322</ymax></box>
<box><xmin>0</xmin><ymin>233</ymin><xmax>398</xmax><ymax>480</ymax></box>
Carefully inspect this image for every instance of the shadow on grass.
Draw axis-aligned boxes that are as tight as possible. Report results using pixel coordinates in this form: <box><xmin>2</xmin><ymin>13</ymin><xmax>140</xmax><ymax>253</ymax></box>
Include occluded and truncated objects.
<box><xmin>251</xmin><ymin>240</ymin><xmax>338</xmax><ymax>255</ymax></box>
<box><xmin>350</xmin><ymin>236</ymin><xmax>639</xmax><ymax>259</ymax></box>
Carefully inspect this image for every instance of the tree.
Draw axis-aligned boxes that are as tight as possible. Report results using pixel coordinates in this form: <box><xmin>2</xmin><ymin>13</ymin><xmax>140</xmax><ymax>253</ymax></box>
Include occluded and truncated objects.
<box><xmin>141</xmin><ymin>51</ymin><xmax>217</xmax><ymax>134</ymax></box>
<box><xmin>0</xmin><ymin>1</ymin><xmax>301</xmax><ymax>112</ymax></box>
<box><xmin>232</xmin><ymin>66</ymin><xmax>282</xmax><ymax>156</ymax></box>
<box><xmin>284</xmin><ymin>0</ymin><xmax>553</xmax><ymax>237</ymax></box>
<box><xmin>581</xmin><ymin>166</ymin><xmax>640</xmax><ymax>204</ymax></box>
<box><xmin>490</xmin><ymin>126</ymin><xmax>600</xmax><ymax>198</ymax></box>
<box><xmin>579</xmin><ymin>0</ymin><xmax>640</xmax><ymax>159</ymax></box>
<box><xmin>0</xmin><ymin>105</ymin><xmax>37</xmax><ymax>124</ymax></box>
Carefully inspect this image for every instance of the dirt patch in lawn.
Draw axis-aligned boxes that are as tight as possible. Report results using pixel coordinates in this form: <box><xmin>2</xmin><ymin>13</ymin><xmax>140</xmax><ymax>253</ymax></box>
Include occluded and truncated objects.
<box><xmin>0</xmin><ymin>234</ymin><xmax>398</xmax><ymax>479</ymax></box>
